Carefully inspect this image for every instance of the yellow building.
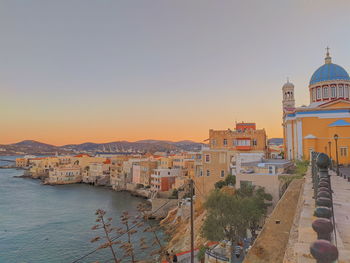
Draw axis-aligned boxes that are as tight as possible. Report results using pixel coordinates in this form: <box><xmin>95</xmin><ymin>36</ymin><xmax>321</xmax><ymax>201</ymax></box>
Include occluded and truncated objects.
<box><xmin>158</xmin><ymin>157</ymin><xmax>173</xmax><ymax>169</ymax></box>
<box><xmin>195</xmin><ymin>122</ymin><xmax>268</xmax><ymax>198</ymax></box>
<box><xmin>283</xmin><ymin>50</ymin><xmax>350</xmax><ymax>165</ymax></box>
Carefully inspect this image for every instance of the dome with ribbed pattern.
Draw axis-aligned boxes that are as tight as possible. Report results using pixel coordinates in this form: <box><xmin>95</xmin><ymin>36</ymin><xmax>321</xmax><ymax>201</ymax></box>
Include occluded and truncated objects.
<box><xmin>310</xmin><ymin>63</ymin><xmax>350</xmax><ymax>85</ymax></box>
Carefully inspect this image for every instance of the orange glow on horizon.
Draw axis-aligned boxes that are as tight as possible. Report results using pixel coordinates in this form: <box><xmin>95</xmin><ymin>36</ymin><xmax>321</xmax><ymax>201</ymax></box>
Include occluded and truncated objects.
<box><xmin>0</xmin><ymin>121</ymin><xmax>283</xmax><ymax>146</ymax></box>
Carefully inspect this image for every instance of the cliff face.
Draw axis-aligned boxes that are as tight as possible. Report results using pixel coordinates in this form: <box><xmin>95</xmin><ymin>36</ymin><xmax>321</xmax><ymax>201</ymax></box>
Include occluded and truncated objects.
<box><xmin>161</xmin><ymin>203</ymin><xmax>208</xmax><ymax>253</ymax></box>
<box><xmin>162</xmin><ymin>186</ymin><xmax>236</xmax><ymax>255</ymax></box>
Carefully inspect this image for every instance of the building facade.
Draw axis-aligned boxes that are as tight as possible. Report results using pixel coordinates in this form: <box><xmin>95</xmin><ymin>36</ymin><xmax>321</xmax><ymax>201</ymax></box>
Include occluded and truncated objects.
<box><xmin>195</xmin><ymin>122</ymin><xmax>267</xmax><ymax>198</ymax></box>
<box><xmin>150</xmin><ymin>168</ymin><xmax>181</xmax><ymax>192</ymax></box>
<box><xmin>283</xmin><ymin>50</ymin><xmax>350</xmax><ymax>164</ymax></box>
<box><xmin>47</xmin><ymin>166</ymin><xmax>81</xmax><ymax>184</ymax></box>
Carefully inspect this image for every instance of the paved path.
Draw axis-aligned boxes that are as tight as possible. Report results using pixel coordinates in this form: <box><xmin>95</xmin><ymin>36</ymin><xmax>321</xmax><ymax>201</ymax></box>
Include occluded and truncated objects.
<box><xmin>330</xmin><ymin>170</ymin><xmax>350</xmax><ymax>255</ymax></box>
<box><xmin>339</xmin><ymin>167</ymin><xmax>350</xmax><ymax>178</ymax></box>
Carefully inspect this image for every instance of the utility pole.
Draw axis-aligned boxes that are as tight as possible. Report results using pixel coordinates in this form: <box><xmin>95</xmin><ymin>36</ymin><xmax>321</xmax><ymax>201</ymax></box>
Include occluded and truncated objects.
<box><xmin>190</xmin><ymin>179</ymin><xmax>194</xmax><ymax>263</ymax></box>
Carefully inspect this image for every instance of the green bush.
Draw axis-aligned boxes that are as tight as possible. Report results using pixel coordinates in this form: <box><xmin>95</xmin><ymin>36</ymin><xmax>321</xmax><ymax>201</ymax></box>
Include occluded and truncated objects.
<box><xmin>214</xmin><ymin>174</ymin><xmax>236</xmax><ymax>189</ymax></box>
<box><xmin>295</xmin><ymin>160</ymin><xmax>309</xmax><ymax>176</ymax></box>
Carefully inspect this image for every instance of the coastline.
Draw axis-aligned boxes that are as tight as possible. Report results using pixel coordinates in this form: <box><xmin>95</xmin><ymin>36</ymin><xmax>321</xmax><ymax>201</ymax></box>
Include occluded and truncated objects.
<box><xmin>0</xmin><ymin>168</ymin><xmax>166</xmax><ymax>263</ymax></box>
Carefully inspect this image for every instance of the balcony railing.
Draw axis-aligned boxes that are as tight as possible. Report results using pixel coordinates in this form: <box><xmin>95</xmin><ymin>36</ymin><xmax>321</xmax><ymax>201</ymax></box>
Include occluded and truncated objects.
<box><xmin>236</xmin><ymin>146</ymin><xmax>252</xmax><ymax>150</ymax></box>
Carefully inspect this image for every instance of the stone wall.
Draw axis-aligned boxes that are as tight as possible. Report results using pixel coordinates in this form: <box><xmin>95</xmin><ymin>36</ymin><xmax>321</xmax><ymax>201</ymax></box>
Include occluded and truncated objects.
<box><xmin>243</xmin><ymin>179</ymin><xmax>304</xmax><ymax>263</ymax></box>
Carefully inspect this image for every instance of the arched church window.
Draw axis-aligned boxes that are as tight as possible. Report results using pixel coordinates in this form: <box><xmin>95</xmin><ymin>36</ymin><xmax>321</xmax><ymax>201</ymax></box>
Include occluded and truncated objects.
<box><xmin>331</xmin><ymin>86</ymin><xmax>336</xmax><ymax>98</ymax></box>
<box><xmin>312</xmin><ymin>88</ymin><xmax>316</xmax><ymax>101</ymax></box>
<box><xmin>345</xmin><ymin>86</ymin><xmax>349</xmax><ymax>99</ymax></box>
<box><xmin>339</xmin><ymin>85</ymin><xmax>344</xmax><ymax>97</ymax></box>
<box><xmin>323</xmin><ymin>87</ymin><xmax>329</xmax><ymax>98</ymax></box>
<box><xmin>316</xmin><ymin>87</ymin><xmax>321</xmax><ymax>99</ymax></box>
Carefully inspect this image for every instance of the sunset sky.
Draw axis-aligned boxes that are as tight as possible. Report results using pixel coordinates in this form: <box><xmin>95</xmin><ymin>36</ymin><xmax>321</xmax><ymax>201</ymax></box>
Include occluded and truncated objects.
<box><xmin>1</xmin><ymin>0</ymin><xmax>350</xmax><ymax>145</ymax></box>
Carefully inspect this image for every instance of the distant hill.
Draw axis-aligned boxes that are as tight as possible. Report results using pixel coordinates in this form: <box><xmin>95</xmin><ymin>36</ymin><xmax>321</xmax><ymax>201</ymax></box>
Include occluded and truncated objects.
<box><xmin>62</xmin><ymin>140</ymin><xmax>204</xmax><ymax>153</ymax></box>
<box><xmin>0</xmin><ymin>140</ymin><xmax>62</xmax><ymax>155</ymax></box>
<box><xmin>0</xmin><ymin>139</ymin><xmax>205</xmax><ymax>155</ymax></box>
<box><xmin>268</xmin><ymin>138</ymin><xmax>284</xmax><ymax>145</ymax></box>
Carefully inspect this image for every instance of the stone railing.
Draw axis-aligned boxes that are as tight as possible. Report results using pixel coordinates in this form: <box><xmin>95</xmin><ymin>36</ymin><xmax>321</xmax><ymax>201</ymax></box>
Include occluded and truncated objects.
<box><xmin>309</xmin><ymin>152</ymin><xmax>338</xmax><ymax>263</ymax></box>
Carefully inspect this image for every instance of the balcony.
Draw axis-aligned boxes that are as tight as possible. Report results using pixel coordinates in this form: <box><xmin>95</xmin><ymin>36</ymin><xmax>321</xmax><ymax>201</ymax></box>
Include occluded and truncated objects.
<box><xmin>236</xmin><ymin>146</ymin><xmax>252</xmax><ymax>150</ymax></box>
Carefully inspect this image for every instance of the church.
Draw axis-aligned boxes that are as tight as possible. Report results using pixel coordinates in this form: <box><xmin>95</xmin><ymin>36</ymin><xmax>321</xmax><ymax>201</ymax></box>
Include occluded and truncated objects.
<box><xmin>282</xmin><ymin>49</ymin><xmax>350</xmax><ymax>165</ymax></box>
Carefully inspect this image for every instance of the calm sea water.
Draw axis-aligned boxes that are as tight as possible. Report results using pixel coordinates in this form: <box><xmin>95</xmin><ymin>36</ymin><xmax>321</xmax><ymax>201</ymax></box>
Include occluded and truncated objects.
<box><xmin>0</xmin><ymin>157</ymin><xmax>165</xmax><ymax>263</ymax></box>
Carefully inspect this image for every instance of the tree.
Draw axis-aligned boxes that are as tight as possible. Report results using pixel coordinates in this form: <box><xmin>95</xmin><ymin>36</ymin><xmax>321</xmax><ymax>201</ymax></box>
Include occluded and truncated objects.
<box><xmin>197</xmin><ymin>245</ymin><xmax>209</xmax><ymax>263</ymax></box>
<box><xmin>224</xmin><ymin>174</ymin><xmax>236</xmax><ymax>186</ymax></box>
<box><xmin>236</xmin><ymin>184</ymin><xmax>272</xmax><ymax>239</ymax></box>
<box><xmin>201</xmin><ymin>190</ymin><xmax>248</xmax><ymax>257</ymax></box>
<box><xmin>91</xmin><ymin>209</ymin><xmax>121</xmax><ymax>263</ymax></box>
<box><xmin>201</xmin><ymin>185</ymin><xmax>272</xmax><ymax>257</ymax></box>
<box><xmin>214</xmin><ymin>174</ymin><xmax>236</xmax><ymax>189</ymax></box>
<box><xmin>214</xmin><ymin>180</ymin><xmax>226</xmax><ymax>189</ymax></box>
<box><xmin>90</xmin><ymin>206</ymin><xmax>166</xmax><ymax>263</ymax></box>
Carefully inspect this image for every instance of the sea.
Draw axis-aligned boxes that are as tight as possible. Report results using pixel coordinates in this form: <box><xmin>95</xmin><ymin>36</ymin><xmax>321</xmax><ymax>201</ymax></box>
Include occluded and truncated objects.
<box><xmin>0</xmin><ymin>156</ymin><xmax>165</xmax><ymax>263</ymax></box>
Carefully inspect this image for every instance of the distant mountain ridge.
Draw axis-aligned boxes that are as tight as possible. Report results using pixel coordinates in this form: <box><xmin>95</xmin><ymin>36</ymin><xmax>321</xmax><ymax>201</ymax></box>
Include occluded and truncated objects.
<box><xmin>0</xmin><ymin>139</ymin><xmax>205</xmax><ymax>155</ymax></box>
<box><xmin>268</xmin><ymin>138</ymin><xmax>283</xmax><ymax>145</ymax></box>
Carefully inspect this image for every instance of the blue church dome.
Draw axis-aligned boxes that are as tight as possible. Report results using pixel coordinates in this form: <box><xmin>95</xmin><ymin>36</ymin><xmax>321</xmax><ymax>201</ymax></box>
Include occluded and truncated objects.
<box><xmin>310</xmin><ymin>52</ymin><xmax>350</xmax><ymax>85</ymax></box>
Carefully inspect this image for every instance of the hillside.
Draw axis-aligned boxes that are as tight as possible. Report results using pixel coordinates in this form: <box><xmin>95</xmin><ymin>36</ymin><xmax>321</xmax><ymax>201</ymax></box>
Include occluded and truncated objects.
<box><xmin>0</xmin><ymin>140</ymin><xmax>205</xmax><ymax>155</ymax></box>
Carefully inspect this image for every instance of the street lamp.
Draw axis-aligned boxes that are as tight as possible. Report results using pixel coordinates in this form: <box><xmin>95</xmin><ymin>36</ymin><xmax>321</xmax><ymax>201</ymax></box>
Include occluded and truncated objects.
<box><xmin>334</xmin><ymin>134</ymin><xmax>339</xmax><ymax>176</ymax></box>
<box><xmin>328</xmin><ymin>141</ymin><xmax>332</xmax><ymax>159</ymax></box>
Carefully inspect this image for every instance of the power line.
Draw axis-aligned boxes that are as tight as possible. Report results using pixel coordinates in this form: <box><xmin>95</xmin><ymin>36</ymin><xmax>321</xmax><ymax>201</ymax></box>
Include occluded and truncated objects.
<box><xmin>70</xmin><ymin>198</ymin><xmax>175</xmax><ymax>263</ymax></box>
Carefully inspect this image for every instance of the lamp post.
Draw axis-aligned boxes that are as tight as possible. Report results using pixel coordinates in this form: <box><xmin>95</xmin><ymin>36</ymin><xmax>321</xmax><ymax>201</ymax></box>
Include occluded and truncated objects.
<box><xmin>334</xmin><ymin>134</ymin><xmax>339</xmax><ymax>176</ymax></box>
<box><xmin>328</xmin><ymin>141</ymin><xmax>332</xmax><ymax>159</ymax></box>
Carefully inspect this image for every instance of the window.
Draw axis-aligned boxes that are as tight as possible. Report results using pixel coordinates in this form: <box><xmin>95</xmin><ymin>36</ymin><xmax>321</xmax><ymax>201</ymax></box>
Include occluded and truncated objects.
<box><xmin>312</xmin><ymin>89</ymin><xmax>316</xmax><ymax>101</ymax></box>
<box><xmin>331</xmin><ymin>86</ymin><xmax>337</xmax><ymax>98</ymax></box>
<box><xmin>268</xmin><ymin>166</ymin><xmax>275</xmax><ymax>174</ymax></box>
<box><xmin>339</xmin><ymin>85</ymin><xmax>344</xmax><ymax>97</ymax></box>
<box><xmin>317</xmin><ymin>87</ymin><xmax>321</xmax><ymax>99</ymax></box>
<box><xmin>200</xmin><ymin>170</ymin><xmax>203</xmax><ymax>177</ymax></box>
<box><xmin>345</xmin><ymin>86</ymin><xmax>349</xmax><ymax>98</ymax></box>
<box><xmin>340</xmin><ymin>147</ymin><xmax>348</xmax><ymax>157</ymax></box>
<box><xmin>211</xmin><ymin>139</ymin><xmax>216</xmax><ymax>146</ymax></box>
<box><xmin>323</xmin><ymin>87</ymin><xmax>329</xmax><ymax>98</ymax></box>
<box><xmin>206</xmin><ymin>170</ymin><xmax>210</xmax><ymax>176</ymax></box>
<box><xmin>223</xmin><ymin>139</ymin><xmax>227</xmax><ymax>146</ymax></box>
<box><xmin>205</xmin><ymin>154</ymin><xmax>210</xmax><ymax>163</ymax></box>
<box><xmin>233</xmin><ymin>140</ymin><xmax>237</xmax><ymax>146</ymax></box>
<box><xmin>221</xmin><ymin>170</ymin><xmax>225</xmax><ymax>178</ymax></box>
<box><xmin>237</xmin><ymin>139</ymin><xmax>251</xmax><ymax>146</ymax></box>
<box><xmin>252</xmin><ymin>139</ymin><xmax>257</xmax><ymax>146</ymax></box>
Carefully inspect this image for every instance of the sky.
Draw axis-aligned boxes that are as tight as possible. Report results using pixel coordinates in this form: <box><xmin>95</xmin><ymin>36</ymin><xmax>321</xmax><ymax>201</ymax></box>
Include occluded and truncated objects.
<box><xmin>1</xmin><ymin>0</ymin><xmax>350</xmax><ymax>145</ymax></box>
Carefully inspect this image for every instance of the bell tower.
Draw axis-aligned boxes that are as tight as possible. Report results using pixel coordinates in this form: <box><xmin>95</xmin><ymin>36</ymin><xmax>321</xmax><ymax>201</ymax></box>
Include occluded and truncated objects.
<box><xmin>282</xmin><ymin>78</ymin><xmax>295</xmax><ymax>111</ymax></box>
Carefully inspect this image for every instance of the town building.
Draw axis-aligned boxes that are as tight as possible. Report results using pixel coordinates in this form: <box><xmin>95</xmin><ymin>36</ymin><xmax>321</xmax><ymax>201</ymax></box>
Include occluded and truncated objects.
<box><xmin>132</xmin><ymin>159</ymin><xmax>158</xmax><ymax>187</ymax></box>
<box><xmin>28</xmin><ymin>157</ymin><xmax>60</xmax><ymax>178</ymax></box>
<box><xmin>283</xmin><ymin>49</ymin><xmax>350</xmax><ymax>164</ymax></box>
<box><xmin>109</xmin><ymin>155</ymin><xmax>132</xmax><ymax>190</ymax></box>
<box><xmin>15</xmin><ymin>157</ymin><xmax>28</xmax><ymax>168</ymax></box>
<box><xmin>158</xmin><ymin>157</ymin><xmax>173</xmax><ymax>169</ymax></box>
<box><xmin>150</xmin><ymin>168</ymin><xmax>181</xmax><ymax>192</ymax></box>
<box><xmin>195</xmin><ymin>122</ymin><xmax>268</xmax><ymax>198</ymax></box>
<box><xmin>47</xmin><ymin>166</ymin><xmax>81</xmax><ymax>184</ymax></box>
<box><xmin>235</xmin><ymin>159</ymin><xmax>293</xmax><ymax>206</ymax></box>
<box><xmin>82</xmin><ymin>159</ymin><xmax>111</xmax><ymax>185</ymax></box>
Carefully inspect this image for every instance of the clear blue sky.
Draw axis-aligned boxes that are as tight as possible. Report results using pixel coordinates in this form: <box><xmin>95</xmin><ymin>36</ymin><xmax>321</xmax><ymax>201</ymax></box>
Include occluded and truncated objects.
<box><xmin>1</xmin><ymin>0</ymin><xmax>350</xmax><ymax>144</ymax></box>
